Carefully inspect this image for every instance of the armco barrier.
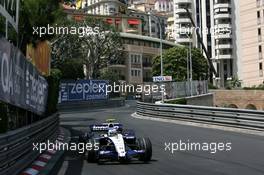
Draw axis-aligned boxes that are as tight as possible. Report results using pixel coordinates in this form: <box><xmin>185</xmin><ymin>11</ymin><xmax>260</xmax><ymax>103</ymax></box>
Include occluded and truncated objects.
<box><xmin>57</xmin><ymin>98</ymin><xmax>125</xmax><ymax>112</ymax></box>
<box><xmin>137</xmin><ymin>102</ymin><xmax>264</xmax><ymax>131</ymax></box>
<box><xmin>0</xmin><ymin>113</ymin><xmax>59</xmax><ymax>175</ymax></box>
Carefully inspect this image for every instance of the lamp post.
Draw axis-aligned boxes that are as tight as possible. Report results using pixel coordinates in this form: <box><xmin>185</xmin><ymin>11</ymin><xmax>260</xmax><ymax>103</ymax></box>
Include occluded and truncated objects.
<box><xmin>148</xmin><ymin>12</ymin><xmax>164</xmax><ymax>102</ymax></box>
<box><xmin>189</xmin><ymin>39</ymin><xmax>193</xmax><ymax>96</ymax></box>
<box><xmin>186</xmin><ymin>33</ymin><xmax>193</xmax><ymax>96</ymax></box>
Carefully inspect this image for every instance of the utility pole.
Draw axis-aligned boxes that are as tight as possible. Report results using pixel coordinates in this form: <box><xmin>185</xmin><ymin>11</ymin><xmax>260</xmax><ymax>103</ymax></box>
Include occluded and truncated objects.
<box><xmin>148</xmin><ymin>12</ymin><xmax>164</xmax><ymax>102</ymax></box>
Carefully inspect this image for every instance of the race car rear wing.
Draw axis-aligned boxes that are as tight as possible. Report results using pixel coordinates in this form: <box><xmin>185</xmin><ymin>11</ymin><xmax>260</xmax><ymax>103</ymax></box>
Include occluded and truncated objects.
<box><xmin>90</xmin><ymin>123</ymin><xmax>123</xmax><ymax>132</ymax></box>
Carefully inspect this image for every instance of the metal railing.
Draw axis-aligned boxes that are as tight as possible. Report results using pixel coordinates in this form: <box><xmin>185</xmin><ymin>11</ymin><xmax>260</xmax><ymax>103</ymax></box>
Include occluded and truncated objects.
<box><xmin>0</xmin><ymin>113</ymin><xmax>59</xmax><ymax>175</ymax></box>
<box><xmin>137</xmin><ymin>102</ymin><xmax>264</xmax><ymax>131</ymax></box>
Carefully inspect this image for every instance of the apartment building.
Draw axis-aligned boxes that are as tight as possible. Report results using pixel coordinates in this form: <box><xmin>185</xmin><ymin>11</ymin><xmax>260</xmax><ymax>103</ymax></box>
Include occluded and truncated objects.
<box><xmin>210</xmin><ymin>0</ymin><xmax>235</xmax><ymax>87</ymax></box>
<box><xmin>127</xmin><ymin>9</ymin><xmax>167</xmax><ymax>39</ymax></box>
<box><xmin>166</xmin><ymin>12</ymin><xmax>175</xmax><ymax>41</ymax></box>
<box><xmin>82</xmin><ymin>0</ymin><xmax>128</xmax><ymax>15</ymax></box>
<box><xmin>173</xmin><ymin>0</ymin><xmax>194</xmax><ymax>46</ymax></box>
<box><xmin>131</xmin><ymin>0</ymin><xmax>155</xmax><ymax>12</ymax></box>
<box><xmin>210</xmin><ymin>0</ymin><xmax>264</xmax><ymax>87</ymax></box>
<box><xmin>64</xmin><ymin>6</ymin><xmax>175</xmax><ymax>85</ymax></box>
<box><xmin>110</xmin><ymin>33</ymin><xmax>177</xmax><ymax>84</ymax></box>
<box><xmin>154</xmin><ymin>0</ymin><xmax>173</xmax><ymax>12</ymax></box>
<box><xmin>237</xmin><ymin>0</ymin><xmax>264</xmax><ymax>86</ymax></box>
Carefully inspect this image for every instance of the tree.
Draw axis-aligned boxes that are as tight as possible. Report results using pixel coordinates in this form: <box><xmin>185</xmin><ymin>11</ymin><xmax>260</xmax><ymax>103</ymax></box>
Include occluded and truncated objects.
<box><xmin>152</xmin><ymin>46</ymin><xmax>209</xmax><ymax>81</ymax></box>
<box><xmin>99</xmin><ymin>68</ymin><xmax>120</xmax><ymax>85</ymax></box>
<box><xmin>51</xmin><ymin>17</ymin><xmax>122</xmax><ymax>79</ymax></box>
<box><xmin>18</xmin><ymin>0</ymin><xmax>64</xmax><ymax>53</ymax></box>
<box><xmin>59</xmin><ymin>59</ymin><xmax>85</xmax><ymax>80</ymax></box>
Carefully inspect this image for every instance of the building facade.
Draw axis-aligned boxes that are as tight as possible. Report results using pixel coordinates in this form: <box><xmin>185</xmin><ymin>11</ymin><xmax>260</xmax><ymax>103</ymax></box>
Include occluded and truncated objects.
<box><xmin>173</xmin><ymin>0</ymin><xmax>194</xmax><ymax>46</ymax></box>
<box><xmin>82</xmin><ymin>0</ymin><xmax>128</xmax><ymax>15</ymax></box>
<box><xmin>64</xmin><ymin>8</ymin><xmax>175</xmax><ymax>85</ymax></box>
<box><xmin>236</xmin><ymin>0</ymin><xmax>264</xmax><ymax>86</ymax></box>
<box><xmin>110</xmin><ymin>33</ymin><xmax>177</xmax><ymax>84</ymax></box>
<box><xmin>154</xmin><ymin>0</ymin><xmax>173</xmax><ymax>12</ymax></box>
<box><xmin>210</xmin><ymin>0</ymin><xmax>235</xmax><ymax>87</ymax></box>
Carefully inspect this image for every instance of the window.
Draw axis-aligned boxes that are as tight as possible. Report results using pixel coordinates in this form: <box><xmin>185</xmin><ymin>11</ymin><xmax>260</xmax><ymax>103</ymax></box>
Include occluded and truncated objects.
<box><xmin>258</xmin><ymin>11</ymin><xmax>261</xmax><ymax>24</ymax></box>
<box><xmin>259</xmin><ymin>63</ymin><xmax>263</xmax><ymax>77</ymax></box>
<box><xmin>131</xmin><ymin>70</ymin><xmax>141</xmax><ymax>77</ymax></box>
<box><xmin>259</xmin><ymin>45</ymin><xmax>262</xmax><ymax>52</ymax></box>
<box><xmin>258</xmin><ymin>28</ymin><xmax>262</xmax><ymax>42</ymax></box>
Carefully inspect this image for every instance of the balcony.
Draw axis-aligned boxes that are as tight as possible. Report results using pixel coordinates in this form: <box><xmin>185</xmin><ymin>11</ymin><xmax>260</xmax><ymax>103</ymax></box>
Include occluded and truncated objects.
<box><xmin>217</xmin><ymin>54</ymin><xmax>233</xmax><ymax>59</ymax></box>
<box><xmin>214</xmin><ymin>3</ymin><xmax>231</xmax><ymax>10</ymax></box>
<box><xmin>214</xmin><ymin>13</ymin><xmax>231</xmax><ymax>19</ymax></box>
<box><xmin>214</xmin><ymin>33</ymin><xmax>232</xmax><ymax>39</ymax></box>
<box><xmin>176</xmin><ymin>37</ymin><xmax>193</xmax><ymax>43</ymax></box>
<box><xmin>175</xmin><ymin>8</ymin><xmax>191</xmax><ymax>14</ymax></box>
<box><xmin>175</xmin><ymin>0</ymin><xmax>192</xmax><ymax>4</ymax></box>
<box><xmin>175</xmin><ymin>18</ymin><xmax>191</xmax><ymax>24</ymax></box>
<box><xmin>216</xmin><ymin>44</ymin><xmax>233</xmax><ymax>49</ymax></box>
<box><xmin>215</xmin><ymin>24</ymin><xmax>232</xmax><ymax>30</ymax></box>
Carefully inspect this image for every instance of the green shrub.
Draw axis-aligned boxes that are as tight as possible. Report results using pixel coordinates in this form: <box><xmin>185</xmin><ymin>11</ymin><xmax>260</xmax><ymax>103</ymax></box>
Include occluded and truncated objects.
<box><xmin>208</xmin><ymin>83</ymin><xmax>218</xmax><ymax>89</ymax></box>
<box><xmin>45</xmin><ymin>69</ymin><xmax>62</xmax><ymax>116</ymax></box>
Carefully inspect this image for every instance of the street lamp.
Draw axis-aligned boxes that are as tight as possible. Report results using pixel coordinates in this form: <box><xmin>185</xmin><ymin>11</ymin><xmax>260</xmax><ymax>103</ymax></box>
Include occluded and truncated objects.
<box><xmin>148</xmin><ymin>12</ymin><xmax>164</xmax><ymax>102</ymax></box>
<box><xmin>185</xmin><ymin>33</ymin><xmax>193</xmax><ymax>96</ymax></box>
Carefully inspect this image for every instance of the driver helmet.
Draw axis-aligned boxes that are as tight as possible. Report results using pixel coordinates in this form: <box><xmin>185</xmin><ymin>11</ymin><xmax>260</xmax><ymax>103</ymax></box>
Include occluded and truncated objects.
<box><xmin>108</xmin><ymin>128</ymin><xmax>117</xmax><ymax>136</ymax></box>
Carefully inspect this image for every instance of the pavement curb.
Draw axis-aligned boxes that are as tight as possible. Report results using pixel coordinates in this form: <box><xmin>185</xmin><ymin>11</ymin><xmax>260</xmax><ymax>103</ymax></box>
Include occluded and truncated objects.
<box><xmin>20</xmin><ymin>127</ymin><xmax>71</xmax><ymax>175</ymax></box>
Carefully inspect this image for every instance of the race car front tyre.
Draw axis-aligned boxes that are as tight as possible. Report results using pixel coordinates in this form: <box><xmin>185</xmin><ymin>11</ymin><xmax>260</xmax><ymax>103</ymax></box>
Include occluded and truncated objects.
<box><xmin>86</xmin><ymin>139</ymin><xmax>99</xmax><ymax>163</ymax></box>
<box><xmin>137</xmin><ymin>137</ymin><xmax>152</xmax><ymax>162</ymax></box>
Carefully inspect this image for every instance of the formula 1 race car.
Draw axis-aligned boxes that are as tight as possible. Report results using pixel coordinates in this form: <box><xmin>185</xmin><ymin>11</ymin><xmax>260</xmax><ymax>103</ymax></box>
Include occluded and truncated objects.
<box><xmin>79</xmin><ymin>119</ymin><xmax>152</xmax><ymax>163</ymax></box>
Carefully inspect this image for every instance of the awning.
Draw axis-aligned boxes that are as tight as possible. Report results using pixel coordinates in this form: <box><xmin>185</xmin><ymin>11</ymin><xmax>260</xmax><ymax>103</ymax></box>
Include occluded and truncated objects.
<box><xmin>106</xmin><ymin>18</ymin><xmax>113</xmax><ymax>24</ymax></box>
<box><xmin>127</xmin><ymin>19</ymin><xmax>140</xmax><ymax>25</ymax></box>
<box><xmin>115</xmin><ymin>18</ymin><xmax>121</xmax><ymax>24</ymax></box>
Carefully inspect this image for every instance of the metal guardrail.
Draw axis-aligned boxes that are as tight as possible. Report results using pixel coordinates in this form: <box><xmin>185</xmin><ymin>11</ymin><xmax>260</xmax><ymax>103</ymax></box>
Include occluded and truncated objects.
<box><xmin>0</xmin><ymin>113</ymin><xmax>59</xmax><ymax>175</ymax></box>
<box><xmin>57</xmin><ymin>98</ymin><xmax>125</xmax><ymax>112</ymax></box>
<box><xmin>137</xmin><ymin>102</ymin><xmax>264</xmax><ymax>131</ymax></box>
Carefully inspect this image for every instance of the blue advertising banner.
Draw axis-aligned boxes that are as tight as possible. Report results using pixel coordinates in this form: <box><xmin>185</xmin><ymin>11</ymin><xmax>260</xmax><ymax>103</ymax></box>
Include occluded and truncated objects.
<box><xmin>59</xmin><ymin>80</ymin><xmax>108</xmax><ymax>103</ymax></box>
<box><xmin>0</xmin><ymin>38</ymin><xmax>48</xmax><ymax>115</ymax></box>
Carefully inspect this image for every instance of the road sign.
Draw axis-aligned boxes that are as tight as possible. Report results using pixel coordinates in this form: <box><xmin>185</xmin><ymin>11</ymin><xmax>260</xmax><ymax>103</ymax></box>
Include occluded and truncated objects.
<box><xmin>153</xmin><ymin>76</ymin><xmax>172</xmax><ymax>82</ymax></box>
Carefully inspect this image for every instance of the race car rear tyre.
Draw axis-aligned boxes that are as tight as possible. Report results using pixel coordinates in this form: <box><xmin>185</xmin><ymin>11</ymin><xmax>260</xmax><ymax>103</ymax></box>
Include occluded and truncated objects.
<box><xmin>137</xmin><ymin>137</ymin><xmax>152</xmax><ymax>162</ymax></box>
<box><xmin>86</xmin><ymin>139</ymin><xmax>99</xmax><ymax>163</ymax></box>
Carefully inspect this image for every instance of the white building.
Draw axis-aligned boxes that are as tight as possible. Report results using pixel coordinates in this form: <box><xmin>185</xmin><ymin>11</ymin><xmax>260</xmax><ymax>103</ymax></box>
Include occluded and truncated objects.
<box><xmin>154</xmin><ymin>0</ymin><xmax>173</xmax><ymax>12</ymax></box>
<box><xmin>82</xmin><ymin>0</ymin><xmax>128</xmax><ymax>15</ymax></box>
<box><xmin>210</xmin><ymin>0</ymin><xmax>235</xmax><ymax>87</ymax></box>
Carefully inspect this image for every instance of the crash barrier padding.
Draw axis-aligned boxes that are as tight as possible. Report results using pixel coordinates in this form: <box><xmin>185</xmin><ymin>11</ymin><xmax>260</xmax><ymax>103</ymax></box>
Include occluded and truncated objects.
<box><xmin>57</xmin><ymin>98</ymin><xmax>125</xmax><ymax>112</ymax></box>
<box><xmin>0</xmin><ymin>113</ymin><xmax>59</xmax><ymax>175</ymax></box>
<box><xmin>137</xmin><ymin>102</ymin><xmax>264</xmax><ymax>131</ymax></box>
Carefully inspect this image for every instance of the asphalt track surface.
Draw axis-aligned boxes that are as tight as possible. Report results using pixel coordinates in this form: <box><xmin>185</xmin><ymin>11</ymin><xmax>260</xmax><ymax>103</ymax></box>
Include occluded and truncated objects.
<box><xmin>59</xmin><ymin>101</ymin><xmax>264</xmax><ymax>175</ymax></box>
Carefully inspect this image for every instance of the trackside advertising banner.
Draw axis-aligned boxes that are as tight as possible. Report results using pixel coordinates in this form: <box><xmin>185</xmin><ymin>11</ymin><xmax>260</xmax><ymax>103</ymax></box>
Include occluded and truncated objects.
<box><xmin>0</xmin><ymin>38</ymin><xmax>48</xmax><ymax>115</ymax></box>
<box><xmin>58</xmin><ymin>80</ymin><xmax>108</xmax><ymax>103</ymax></box>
